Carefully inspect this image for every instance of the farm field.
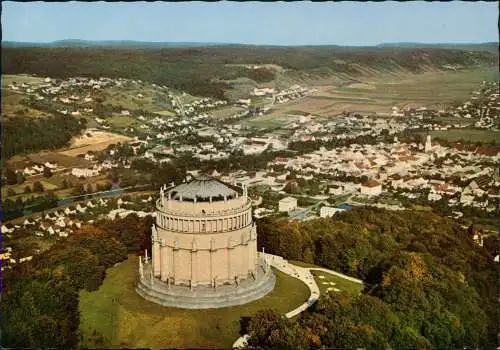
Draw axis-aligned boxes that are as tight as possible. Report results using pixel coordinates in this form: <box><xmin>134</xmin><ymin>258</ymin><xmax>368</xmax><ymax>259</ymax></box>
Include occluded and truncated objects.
<box><xmin>1</xmin><ymin>171</ymin><xmax>110</xmax><ymax>202</ymax></box>
<box><xmin>265</xmin><ymin>68</ymin><xmax>499</xmax><ymax>117</ymax></box>
<box><xmin>1</xmin><ymin>90</ymin><xmax>49</xmax><ymax>118</ymax></box>
<box><xmin>100</xmin><ymin>86</ymin><xmax>171</xmax><ymax>112</ymax></box>
<box><xmin>2</xmin><ymin>74</ymin><xmax>47</xmax><ymax>86</ymax></box>
<box><xmin>59</xmin><ymin>130</ymin><xmax>132</xmax><ymax>156</ymax></box>
<box><xmin>107</xmin><ymin>115</ymin><xmax>138</xmax><ymax>128</ymax></box>
<box><xmin>79</xmin><ymin>255</ymin><xmax>310</xmax><ymax>349</ymax></box>
<box><xmin>240</xmin><ymin>112</ymin><xmax>299</xmax><ymax>129</ymax></box>
<box><xmin>209</xmin><ymin>106</ymin><xmax>246</xmax><ymax>119</ymax></box>
<box><xmin>6</xmin><ymin>151</ymin><xmax>92</xmax><ymax>171</ymax></box>
<box><xmin>100</xmin><ymin>85</ymin><xmax>198</xmax><ymax>113</ymax></box>
<box><xmin>427</xmin><ymin>129</ymin><xmax>500</xmax><ymax>143</ymax></box>
<box><xmin>154</xmin><ymin>110</ymin><xmax>175</xmax><ymax>117</ymax></box>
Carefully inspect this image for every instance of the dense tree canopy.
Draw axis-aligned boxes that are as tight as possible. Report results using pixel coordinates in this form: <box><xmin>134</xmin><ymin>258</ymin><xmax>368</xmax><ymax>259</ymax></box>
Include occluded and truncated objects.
<box><xmin>253</xmin><ymin>207</ymin><xmax>499</xmax><ymax>348</ymax></box>
<box><xmin>0</xmin><ymin>225</ymin><xmax>128</xmax><ymax>348</ymax></box>
<box><xmin>3</xmin><ymin>46</ymin><xmax>496</xmax><ymax>99</ymax></box>
<box><xmin>3</xmin><ymin>114</ymin><xmax>87</xmax><ymax>159</ymax></box>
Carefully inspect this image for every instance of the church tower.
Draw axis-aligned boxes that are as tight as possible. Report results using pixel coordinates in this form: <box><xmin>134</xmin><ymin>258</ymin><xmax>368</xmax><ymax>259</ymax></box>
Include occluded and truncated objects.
<box><xmin>424</xmin><ymin>134</ymin><xmax>432</xmax><ymax>153</ymax></box>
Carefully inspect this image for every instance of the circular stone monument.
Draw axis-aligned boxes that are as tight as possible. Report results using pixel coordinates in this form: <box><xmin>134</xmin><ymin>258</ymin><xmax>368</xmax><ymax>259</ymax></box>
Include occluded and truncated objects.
<box><xmin>136</xmin><ymin>176</ymin><xmax>275</xmax><ymax>309</ymax></box>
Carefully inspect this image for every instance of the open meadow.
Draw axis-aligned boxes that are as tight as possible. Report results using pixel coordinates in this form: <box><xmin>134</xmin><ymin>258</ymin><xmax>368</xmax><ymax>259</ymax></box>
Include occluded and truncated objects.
<box><xmin>240</xmin><ymin>112</ymin><xmax>300</xmax><ymax>129</ymax></box>
<box><xmin>7</xmin><ymin>151</ymin><xmax>92</xmax><ymax>170</ymax></box>
<box><xmin>264</xmin><ymin>68</ymin><xmax>499</xmax><ymax>117</ymax></box>
<box><xmin>2</xmin><ymin>74</ymin><xmax>47</xmax><ymax>86</ymax></box>
<box><xmin>428</xmin><ymin>129</ymin><xmax>499</xmax><ymax>143</ymax></box>
<box><xmin>100</xmin><ymin>84</ymin><xmax>198</xmax><ymax>113</ymax></box>
<box><xmin>79</xmin><ymin>255</ymin><xmax>311</xmax><ymax>349</ymax></box>
<box><xmin>1</xmin><ymin>89</ymin><xmax>49</xmax><ymax>118</ymax></box>
<box><xmin>59</xmin><ymin>130</ymin><xmax>132</xmax><ymax>157</ymax></box>
<box><xmin>209</xmin><ymin>106</ymin><xmax>246</xmax><ymax>119</ymax></box>
<box><xmin>311</xmin><ymin>270</ymin><xmax>364</xmax><ymax>296</ymax></box>
<box><xmin>107</xmin><ymin>115</ymin><xmax>138</xmax><ymax>128</ymax></box>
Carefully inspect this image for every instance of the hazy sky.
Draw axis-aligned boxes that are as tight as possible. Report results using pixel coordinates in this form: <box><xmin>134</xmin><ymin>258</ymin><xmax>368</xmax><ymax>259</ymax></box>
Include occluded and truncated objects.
<box><xmin>2</xmin><ymin>1</ymin><xmax>498</xmax><ymax>45</ymax></box>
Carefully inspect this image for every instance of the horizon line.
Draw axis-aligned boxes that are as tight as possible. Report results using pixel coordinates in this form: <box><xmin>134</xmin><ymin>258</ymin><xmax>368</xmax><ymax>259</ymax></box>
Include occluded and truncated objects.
<box><xmin>2</xmin><ymin>39</ymin><xmax>499</xmax><ymax>47</ymax></box>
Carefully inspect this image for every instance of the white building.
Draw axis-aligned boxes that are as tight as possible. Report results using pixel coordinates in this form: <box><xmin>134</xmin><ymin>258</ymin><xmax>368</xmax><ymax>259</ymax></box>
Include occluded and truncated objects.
<box><xmin>71</xmin><ymin>168</ymin><xmax>99</xmax><ymax>178</ymax></box>
<box><xmin>279</xmin><ymin>197</ymin><xmax>298</xmax><ymax>212</ymax></box>
<box><xmin>252</xmin><ymin>87</ymin><xmax>275</xmax><ymax>96</ymax></box>
<box><xmin>319</xmin><ymin>206</ymin><xmax>344</xmax><ymax>218</ymax></box>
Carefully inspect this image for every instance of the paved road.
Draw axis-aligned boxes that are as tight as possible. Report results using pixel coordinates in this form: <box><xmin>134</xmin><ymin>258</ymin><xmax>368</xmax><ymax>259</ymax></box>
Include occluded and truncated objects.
<box><xmin>232</xmin><ymin>253</ymin><xmax>363</xmax><ymax>348</ymax></box>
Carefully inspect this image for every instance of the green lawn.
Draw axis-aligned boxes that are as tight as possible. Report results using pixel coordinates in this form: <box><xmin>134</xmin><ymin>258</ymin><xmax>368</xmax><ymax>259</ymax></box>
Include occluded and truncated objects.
<box><xmin>310</xmin><ymin>270</ymin><xmax>364</xmax><ymax>296</ymax></box>
<box><xmin>331</xmin><ymin>68</ymin><xmax>499</xmax><ymax>109</ymax></box>
<box><xmin>79</xmin><ymin>255</ymin><xmax>310</xmax><ymax>349</ymax></box>
<box><xmin>108</xmin><ymin>116</ymin><xmax>138</xmax><ymax>128</ymax></box>
<box><xmin>288</xmin><ymin>261</ymin><xmax>364</xmax><ymax>297</ymax></box>
<box><xmin>154</xmin><ymin>110</ymin><xmax>175</xmax><ymax>117</ymax></box>
<box><xmin>39</xmin><ymin>180</ymin><xmax>59</xmax><ymax>191</ymax></box>
<box><xmin>241</xmin><ymin>115</ymin><xmax>294</xmax><ymax>129</ymax></box>
<box><xmin>2</xmin><ymin>74</ymin><xmax>47</xmax><ymax>86</ymax></box>
<box><xmin>288</xmin><ymin>260</ymin><xmax>318</xmax><ymax>268</ymax></box>
<box><xmin>411</xmin><ymin>205</ymin><xmax>433</xmax><ymax>211</ymax></box>
<box><xmin>210</xmin><ymin>106</ymin><xmax>246</xmax><ymax>119</ymax></box>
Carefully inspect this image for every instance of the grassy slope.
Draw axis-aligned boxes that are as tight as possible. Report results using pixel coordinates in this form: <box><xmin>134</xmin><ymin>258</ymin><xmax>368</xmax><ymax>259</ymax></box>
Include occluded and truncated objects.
<box><xmin>428</xmin><ymin>129</ymin><xmax>500</xmax><ymax>143</ymax></box>
<box><xmin>79</xmin><ymin>255</ymin><xmax>310</xmax><ymax>349</ymax></box>
<box><xmin>265</xmin><ymin>68</ymin><xmax>499</xmax><ymax>116</ymax></box>
<box><xmin>289</xmin><ymin>260</ymin><xmax>364</xmax><ymax>296</ymax></box>
<box><xmin>310</xmin><ymin>270</ymin><xmax>364</xmax><ymax>296</ymax></box>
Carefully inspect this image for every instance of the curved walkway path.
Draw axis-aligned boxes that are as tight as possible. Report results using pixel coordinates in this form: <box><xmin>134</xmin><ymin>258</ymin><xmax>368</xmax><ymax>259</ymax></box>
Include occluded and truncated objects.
<box><xmin>233</xmin><ymin>253</ymin><xmax>363</xmax><ymax>348</ymax></box>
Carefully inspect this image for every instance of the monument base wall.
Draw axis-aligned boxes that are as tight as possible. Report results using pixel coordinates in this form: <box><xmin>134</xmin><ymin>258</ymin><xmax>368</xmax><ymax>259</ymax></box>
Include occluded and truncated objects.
<box><xmin>136</xmin><ymin>260</ymin><xmax>275</xmax><ymax>309</ymax></box>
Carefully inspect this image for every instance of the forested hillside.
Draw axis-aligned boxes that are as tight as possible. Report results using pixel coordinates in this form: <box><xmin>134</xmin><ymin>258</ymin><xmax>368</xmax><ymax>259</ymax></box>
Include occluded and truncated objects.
<box><xmin>2</xmin><ymin>46</ymin><xmax>497</xmax><ymax>99</ymax></box>
<box><xmin>2</xmin><ymin>115</ymin><xmax>87</xmax><ymax>159</ymax></box>
<box><xmin>0</xmin><ymin>215</ymin><xmax>153</xmax><ymax>347</ymax></box>
<box><xmin>254</xmin><ymin>207</ymin><xmax>499</xmax><ymax>349</ymax></box>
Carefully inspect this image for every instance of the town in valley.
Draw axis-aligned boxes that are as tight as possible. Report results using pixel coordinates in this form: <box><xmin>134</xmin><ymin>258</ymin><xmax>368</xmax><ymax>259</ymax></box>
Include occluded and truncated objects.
<box><xmin>1</xmin><ymin>2</ymin><xmax>499</xmax><ymax>349</ymax></box>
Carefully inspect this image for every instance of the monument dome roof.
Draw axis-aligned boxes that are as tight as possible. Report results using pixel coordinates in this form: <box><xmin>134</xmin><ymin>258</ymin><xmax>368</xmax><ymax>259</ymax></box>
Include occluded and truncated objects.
<box><xmin>169</xmin><ymin>176</ymin><xmax>240</xmax><ymax>201</ymax></box>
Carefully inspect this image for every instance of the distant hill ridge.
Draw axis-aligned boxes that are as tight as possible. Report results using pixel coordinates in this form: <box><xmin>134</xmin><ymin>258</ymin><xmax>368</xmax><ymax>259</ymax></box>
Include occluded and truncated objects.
<box><xmin>2</xmin><ymin>42</ymin><xmax>497</xmax><ymax>99</ymax></box>
<box><xmin>2</xmin><ymin>39</ymin><xmax>499</xmax><ymax>51</ymax></box>
<box><xmin>2</xmin><ymin>39</ymin><xmax>229</xmax><ymax>48</ymax></box>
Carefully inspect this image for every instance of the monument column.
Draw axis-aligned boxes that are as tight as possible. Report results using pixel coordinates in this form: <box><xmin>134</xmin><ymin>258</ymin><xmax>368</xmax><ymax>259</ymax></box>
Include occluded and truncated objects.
<box><xmin>227</xmin><ymin>247</ymin><xmax>231</xmax><ymax>282</ymax></box>
<box><xmin>227</xmin><ymin>238</ymin><xmax>233</xmax><ymax>282</ymax></box>
<box><xmin>172</xmin><ymin>239</ymin><xmax>179</xmax><ymax>283</ymax></box>
<box><xmin>171</xmin><ymin>246</ymin><xmax>175</xmax><ymax>282</ymax></box>
<box><xmin>160</xmin><ymin>239</ymin><xmax>168</xmax><ymax>282</ymax></box>
<box><xmin>152</xmin><ymin>225</ymin><xmax>161</xmax><ymax>277</ymax></box>
<box><xmin>210</xmin><ymin>238</ymin><xmax>215</xmax><ymax>284</ymax></box>
<box><xmin>191</xmin><ymin>239</ymin><xmax>198</xmax><ymax>286</ymax></box>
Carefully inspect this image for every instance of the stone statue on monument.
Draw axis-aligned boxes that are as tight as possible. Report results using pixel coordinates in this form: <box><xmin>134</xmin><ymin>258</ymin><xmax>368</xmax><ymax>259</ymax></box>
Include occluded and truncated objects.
<box><xmin>150</xmin><ymin>263</ymin><xmax>154</xmax><ymax>285</ymax></box>
<box><xmin>139</xmin><ymin>256</ymin><xmax>144</xmax><ymax>279</ymax></box>
<box><xmin>151</xmin><ymin>224</ymin><xmax>157</xmax><ymax>239</ymax></box>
